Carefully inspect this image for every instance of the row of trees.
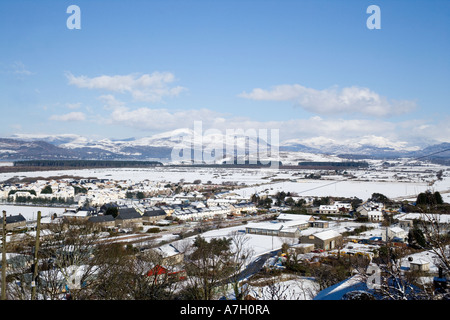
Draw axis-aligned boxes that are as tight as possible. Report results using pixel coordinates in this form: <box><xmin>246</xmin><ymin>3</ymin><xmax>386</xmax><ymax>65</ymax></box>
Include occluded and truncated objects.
<box><xmin>4</xmin><ymin>184</ymin><xmax>83</xmax><ymax>205</ymax></box>
<box><xmin>13</xmin><ymin>160</ymin><xmax>163</xmax><ymax>168</ymax></box>
<box><xmin>5</xmin><ymin>195</ymin><xmax>76</xmax><ymax>205</ymax></box>
<box><xmin>416</xmin><ymin>191</ymin><xmax>444</xmax><ymax>206</ymax></box>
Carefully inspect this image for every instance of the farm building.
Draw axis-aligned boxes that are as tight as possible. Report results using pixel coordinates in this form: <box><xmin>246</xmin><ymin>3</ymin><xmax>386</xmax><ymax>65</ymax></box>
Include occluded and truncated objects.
<box><xmin>299</xmin><ymin>230</ymin><xmax>343</xmax><ymax>251</ymax></box>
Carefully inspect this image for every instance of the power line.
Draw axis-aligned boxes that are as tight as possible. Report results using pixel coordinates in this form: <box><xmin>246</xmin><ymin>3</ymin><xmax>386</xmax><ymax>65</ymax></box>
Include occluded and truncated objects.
<box><xmin>288</xmin><ymin>146</ymin><xmax>450</xmax><ymax>197</ymax></box>
<box><xmin>409</xmin><ymin>147</ymin><xmax>450</xmax><ymax>162</ymax></box>
<box><xmin>296</xmin><ymin>180</ymin><xmax>343</xmax><ymax>195</ymax></box>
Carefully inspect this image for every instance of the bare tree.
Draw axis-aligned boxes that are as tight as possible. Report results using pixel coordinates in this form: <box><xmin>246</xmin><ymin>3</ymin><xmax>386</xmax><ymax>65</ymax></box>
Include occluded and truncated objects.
<box><xmin>377</xmin><ymin>260</ymin><xmax>427</xmax><ymax>300</ymax></box>
<box><xmin>247</xmin><ymin>273</ymin><xmax>302</xmax><ymax>300</ymax></box>
<box><xmin>228</xmin><ymin>231</ymin><xmax>254</xmax><ymax>300</ymax></box>
<box><xmin>181</xmin><ymin>235</ymin><xmax>233</xmax><ymax>300</ymax></box>
<box><xmin>37</xmin><ymin>219</ymin><xmax>101</xmax><ymax>300</ymax></box>
<box><xmin>4</xmin><ymin>252</ymin><xmax>34</xmax><ymax>300</ymax></box>
<box><xmin>3</xmin><ymin>231</ymin><xmax>39</xmax><ymax>300</ymax></box>
<box><xmin>259</xmin><ymin>275</ymin><xmax>292</xmax><ymax>300</ymax></box>
<box><xmin>124</xmin><ymin>248</ymin><xmax>183</xmax><ymax>300</ymax></box>
<box><xmin>86</xmin><ymin>242</ymin><xmax>133</xmax><ymax>299</ymax></box>
<box><xmin>419</xmin><ymin>213</ymin><xmax>450</xmax><ymax>273</ymax></box>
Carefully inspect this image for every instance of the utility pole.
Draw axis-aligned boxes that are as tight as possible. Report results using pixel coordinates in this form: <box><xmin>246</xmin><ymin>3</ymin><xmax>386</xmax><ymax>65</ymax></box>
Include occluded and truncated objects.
<box><xmin>1</xmin><ymin>210</ymin><xmax>6</xmax><ymax>300</ymax></box>
<box><xmin>31</xmin><ymin>211</ymin><xmax>41</xmax><ymax>300</ymax></box>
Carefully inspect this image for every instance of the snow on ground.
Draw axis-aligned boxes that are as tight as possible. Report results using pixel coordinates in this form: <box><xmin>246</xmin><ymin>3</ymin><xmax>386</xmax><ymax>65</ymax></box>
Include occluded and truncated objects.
<box><xmin>401</xmin><ymin>249</ymin><xmax>443</xmax><ymax>274</ymax></box>
<box><xmin>233</xmin><ymin>179</ymin><xmax>436</xmax><ymax>200</ymax></box>
<box><xmin>0</xmin><ymin>204</ymin><xmax>66</xmax><ymax>220</ymax></box>
<box><xmin>171</xmin><ymin>224</ymin><xmax>287</xmax><ymax>259</ymax></box>
<box><xmin>181</xmin><ymin>222</ymin><xmax>322</xmax><ymax>300</ymax></box>
<box><xmin>0</xmin><ymin>167</ymin><xmax>273</xmax><ymax>186</ymax></box>
<box><xmin>313</xmin><ymin>275</ymin><xmax>368</xmax><ymax>300</ymax></box>
<box><xmin>244</xmin><ymin>275</ymin><xmax>320</xmax><ymax>300</ymax></box>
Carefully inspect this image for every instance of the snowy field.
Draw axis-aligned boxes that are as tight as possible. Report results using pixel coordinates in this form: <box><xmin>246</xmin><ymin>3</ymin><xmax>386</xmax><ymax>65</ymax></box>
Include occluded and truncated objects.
<box><xmin>232</xmin><ymin>179</ymin><xmax>437</xmax><ymax>200</ymax></box>
<box><xmin>171</xmin><ymin>224</ymin><xmax>287</xmax><ymax>258</ymax></box>
<box><xmin>0</xmin><ymin>167</ymin><xmax>275</xmax><ymax>186</ymax></box>
<box><xmin>1</xmin><ymin>161</ymin><xmax>448</xmax><ymax>202</ymax></box>
<box><xmin>0</xmin><ymin>204</ymin><xmax>67</xmax><ymax>220</ymax></box>
<box><xmin>170</xmin><ymin>220</ymin><xmax>365</xmax><ymax>263</ymax></box>
<box><xmin>167</xmin><ymin>220</ymin><xmax>366</xmax><ymax>300</ymax></box>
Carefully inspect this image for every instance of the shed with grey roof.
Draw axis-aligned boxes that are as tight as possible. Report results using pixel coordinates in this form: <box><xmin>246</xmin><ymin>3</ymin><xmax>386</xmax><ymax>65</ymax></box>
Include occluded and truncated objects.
<box><xmin>115</xmin><ymin>207</ymin><xmax>142</xmax><ymax>228</ymax></box>
<box><xmin>142</xmin><ymin>208</ymin><xmax>167</xmax><ymax>224</ymax></box>
<box><xmin>1</xmin><ymin>214</ymin><xmax>27</xmax><ymax>231</ymax></box>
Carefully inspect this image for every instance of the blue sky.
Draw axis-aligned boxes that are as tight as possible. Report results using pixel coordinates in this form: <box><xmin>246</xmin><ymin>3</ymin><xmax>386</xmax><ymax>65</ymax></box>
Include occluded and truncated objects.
<box><xmin>0</xmin><ymin>0</ymin><xmax>449</xmax><ymax>149</ymax></box>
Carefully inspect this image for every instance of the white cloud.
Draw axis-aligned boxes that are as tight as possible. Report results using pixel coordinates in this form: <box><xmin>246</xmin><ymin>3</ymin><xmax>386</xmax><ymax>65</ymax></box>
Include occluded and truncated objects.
<box><xmin>107</xmin><ymin>108</ymin><xmax>426</xmax><ymax>151</ymax></box>
<box><xmin>102</xmin><ymin>103</ymin><xmax>399</xmax><ymax>143</ymax></box>
<box><xmin>104</xmin><ymin>106</ymin><xmax>225</xmax><ymax>131</ymax></box>
<box><xmin>11</xmin><ymin>61</ymin><xmax>34</xmax><ymax>76</ymax></box>
<box><xmin>98</xmin><ymin>94</ymin><xmax>125</xmax><ymax>109</ymax></box>
<box><xmin>57</xmin><ymin>72</ymin><xmax>442</xmax><ymax>151</ymax></box>
<box><xmin>66</xmin><ymin>102</ymin><xmax>82</xmax><ymax>109</ymax></box>
<box><xmin>239</xmin><ymin>84</ymin><xmax>417</xmax><ymax>117</ymax></box>
<box><xmin>395</xmin><ymin>117</ymin><xmax>450</xmax><ymax>145</ymax></box>
<box><xmin>50</xmin><ymin>112</ymin><xmax>86</xmax><ymax>122</ymax></box>
<box><xmin>41</xmin><ymin>101</ymin><xmax>447</xmax><ymax>151</ymax></box>
<box><xmin>66</xmin><ymin>71</ymin><xmax>187</xmax><ymax>103</ymax></box>
<box><xmin>0</xmin><ymin>61</ymin><xmax>34</xmax><ymax>78</ymax></box>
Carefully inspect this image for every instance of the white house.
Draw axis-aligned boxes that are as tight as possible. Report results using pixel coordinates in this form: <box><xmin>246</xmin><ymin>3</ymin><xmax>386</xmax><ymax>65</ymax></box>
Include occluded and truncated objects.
<box><xmin>335</xmin><ymin>202</ymin><xmax>352</xmax><ymax>212</ymax></box>
<box><xmin>397</xmin><ymin>213</ymin><xmax>450</xmax><ymax>231</ymax></box>
<box><xmin>276</xmin><ymin>213</ymin><xmax>315</xmax><ymax>230</ymax></box>
<box><xmin>245</xmin><ymin>220</ymin><xmax>306</xmax><ymax>238</ymax></box>
<box><xmin>410</xmin><ymin>259</ymin><xmax>430</xmax><ymax>272</ymax></box>
<box><xmin>319</xmin><ymin>205</ymin><xmax>339</xmax><ymax>215</ymax></box>
<box><xmin>231</xmin><ymin>202</ymin><xmax>257</xmax><ymax>215</ymax></box>
<box><xmin>207</xmin><ymin>198</ymin><xmax>238</xmax><ymax>207</ymax></box>
<box><xmin>12</xmin><ymin>191</ymin><xmax>37</xmax><ymax>200</ymax></box>
<box><xmin>367</xmin><ymin>210</ymin><xmax>384</xmax><ymax>222</ymax></box>
<box><xmin>319</xmin><ymin>203</ymin><xmax>351</xmax><ymax>215</ymax></box>
<box><xmin>382</xmin><ymin>226</ymin><xmax>408</xmax><ymax>242</ymax></box>
<box><xmin>206</xmin><ymin>205</ymin><xmax>231</xmax><ymax>219</ymax></box>
<box><xmin>357</xmin><ymin>201</ymin><xmax>385</xmax><ymax>219</ymax></box>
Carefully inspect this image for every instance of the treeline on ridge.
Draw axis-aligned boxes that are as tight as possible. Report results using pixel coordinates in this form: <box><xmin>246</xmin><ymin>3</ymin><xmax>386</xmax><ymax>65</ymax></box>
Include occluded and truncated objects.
<box><xmin>297</xmin><ymin>161</ymin><xmax>369</xmax><ymax>168</ymax></box>
<box><xmin>13</xmin><ymin>160</ymin><xmax>163</xmax><ymax>168</ymax></box>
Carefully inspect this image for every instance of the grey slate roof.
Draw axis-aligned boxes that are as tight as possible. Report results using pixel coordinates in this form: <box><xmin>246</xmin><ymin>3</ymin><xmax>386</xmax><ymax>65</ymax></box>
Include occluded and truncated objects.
<box><xmin>116</xmin><ymin>208</ymin><xmax>141</xmax><ymax>220</ymax></box>
<box><xmin>143</xmin><ymin>209</ymin><xmax>166</xmax><ymax>217</ymax></box>
<box><xmin>3</xmin><ymin>214</ymin><xmax>26</xmax><ymax>224</ymax></box>
<box><xmin>88</xmin><ymin>215</ymin><xmax>115</xmax><ymax>223</ymax></box>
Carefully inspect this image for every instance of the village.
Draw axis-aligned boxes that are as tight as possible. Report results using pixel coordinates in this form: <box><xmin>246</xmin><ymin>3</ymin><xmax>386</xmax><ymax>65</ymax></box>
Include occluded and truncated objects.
<box><xmin>1</xmin><ymin>164</ymin><xmax>449</xmax><ymax>300</ymax></box>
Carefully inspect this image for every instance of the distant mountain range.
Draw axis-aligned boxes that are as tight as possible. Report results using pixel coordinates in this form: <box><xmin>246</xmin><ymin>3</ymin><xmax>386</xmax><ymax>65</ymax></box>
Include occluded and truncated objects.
<box><xmin>1</xmin><ymin>130</ymin><xmax>450</xmax><ymax>165</ymax></box>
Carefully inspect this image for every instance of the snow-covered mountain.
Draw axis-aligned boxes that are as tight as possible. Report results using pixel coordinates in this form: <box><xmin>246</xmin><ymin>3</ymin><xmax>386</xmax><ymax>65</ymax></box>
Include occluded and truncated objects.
<box><xmin>0</xmin><ymin>138</ymin><xmax>83</xmax><ymax>160</ymax></box>
<box><xmin>4</xmin><ymin>129</ymin><xmax>275</xmax><ymax>163</ymax></box>
<box><xmin>10</xmin><ymin>133</ymin><xmax>84</xmax><ymax>146</ymax></box>
<box><xmin>281</xmin><ymin>135</ymin><xmax>422</xmax><ymax>156</ymax></box>
<box><xmin>3</xmin><ymin>130</ymin><xmax>450</xmax><ymax>164</ymax></box>
<box><xmin>55</xmin><ymin>128</ymin><xmax>267</xmax><ymax>160</ymax></box>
